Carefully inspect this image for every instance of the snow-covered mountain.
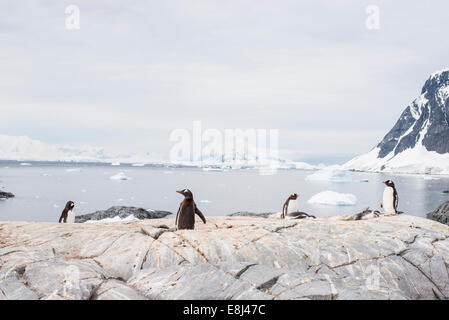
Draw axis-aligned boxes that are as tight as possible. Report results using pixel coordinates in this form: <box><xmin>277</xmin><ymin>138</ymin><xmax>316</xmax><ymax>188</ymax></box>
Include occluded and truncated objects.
<box><xmin>344</xmin><ymin>68</ymin><xmax>449</xmax><ymax>174</ymax></box>
<box><xmin>0</xmin><ymin>135</ymin><xmax>153</xmax><ymax>164</ymax></box>
<box><xmin>0</xmin><ymin>134</ymin><xmax>319</xmax><ymax>170</ymax></box>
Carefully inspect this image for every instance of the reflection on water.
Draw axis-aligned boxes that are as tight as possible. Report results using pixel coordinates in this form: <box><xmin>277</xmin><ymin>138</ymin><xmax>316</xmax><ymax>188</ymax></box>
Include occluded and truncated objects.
<box><xmin>0</xmin><ymin>162</ymin><xmax>448</xmax><ymax>222</ymax></box>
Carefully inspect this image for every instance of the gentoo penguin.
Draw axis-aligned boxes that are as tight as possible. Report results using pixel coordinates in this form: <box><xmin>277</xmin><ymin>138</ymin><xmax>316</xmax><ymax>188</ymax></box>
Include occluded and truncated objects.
<box><xmin>59</xmin><ymin>201</ymin><xmax>75</xmax><ymax>223</ymax></box>
<box><xmin>175</xmin><ymin>189</ymin><xmax>206</xmax><ymax>230</ymax></box>
<box><xmin>380</xmin><ymin>180</ymin><xmax>398</xmax><ymax>215</ymax></box>
<box><xmin>281</xmin><ymin>193</ymin><xmax>316</xmax><ymax>219</ymax></box>
<box><xmin>282</xmin><ymin>193</ymin><xmax>299</xmax><ymax>219</ymax></box>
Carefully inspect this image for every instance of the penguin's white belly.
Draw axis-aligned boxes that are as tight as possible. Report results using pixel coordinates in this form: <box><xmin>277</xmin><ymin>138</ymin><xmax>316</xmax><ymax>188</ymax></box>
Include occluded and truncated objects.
<box><xmin>382</xmin><ymin>187</ymin><xmax>395</xmax><ymax>213</ymax></box>
<box><xmin>66</xmin><ymin>210</ymin><xmax>75</xmax><ymax>223</ymax></box>
<box><xmin>287</xmin><ymin>200</ymin><xmax>299</xmax><ymax>213</ymax></box>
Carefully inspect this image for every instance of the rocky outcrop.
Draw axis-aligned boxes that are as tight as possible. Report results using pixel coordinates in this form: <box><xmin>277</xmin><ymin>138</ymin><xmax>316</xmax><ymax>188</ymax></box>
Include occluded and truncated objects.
<box><xmin>0</xmin><ymin>191</ymin><xmax>14</xmax><ymax>199</ymax></box>
<box><xmin>75</xmin><ymin>206</ymin><xmax>172</xmax><ymax>223</ymax></box>
<box><xmin>1</xmin><ymin>215</ymin><xmax>449</xmax><ymax>300</ymax></box>
<box><xmin>427</xmin><ymin>201</ymin><xmax>449</xmax><ymax>226</ymax></box>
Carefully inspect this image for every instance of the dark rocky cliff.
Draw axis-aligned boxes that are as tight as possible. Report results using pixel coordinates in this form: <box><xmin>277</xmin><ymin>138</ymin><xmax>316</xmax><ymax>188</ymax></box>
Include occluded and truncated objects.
<box><xmin>377</xmin><ymin>69</ymin><xmax>449</xmax><ymax>158</ymax></box>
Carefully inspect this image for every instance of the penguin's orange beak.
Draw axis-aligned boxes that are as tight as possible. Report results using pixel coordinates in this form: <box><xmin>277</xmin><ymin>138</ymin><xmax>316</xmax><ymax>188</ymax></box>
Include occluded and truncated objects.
<box><xmin>176</xmin><ymin>190</ymin><xmax>183</xmax><ymax>194</ymax></box>
<box><xmin>382</xmin><ymin>181</ymin><xmax>387</xmax><ymax>184</ymax></box>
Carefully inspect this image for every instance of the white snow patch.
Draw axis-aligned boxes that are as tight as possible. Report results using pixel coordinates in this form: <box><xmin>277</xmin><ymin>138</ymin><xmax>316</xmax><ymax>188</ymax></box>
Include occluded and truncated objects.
<box><xmin>344</xmin><ymin>143</ymin><xmax>449</xmax><ymax>175</ymax></box>
<box><xmin>109</xmin><ymin>172</ymin><xmax>130</xmax><ymax>180</ymax></box>
<box><xmin>132</xmin><ymin>163</ymin><xmax>145</xmax><ymax>167</ymax></box>
<box><xmin>308</xmin><ymin>191</ymin><xmax>358</xmax><ymax>206</ymax></box>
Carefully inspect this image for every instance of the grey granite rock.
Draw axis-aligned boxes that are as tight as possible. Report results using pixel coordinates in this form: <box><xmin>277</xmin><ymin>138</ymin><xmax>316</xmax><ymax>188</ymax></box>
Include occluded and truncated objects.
<box><xmin>228</xmin><ymin>211</ymin><xmax>274</xmax><ymax>218</ymax></box>
<box><xmin>1</xmin><ymin>215</ymin><xmax>449</xmax><ymax>300</ymax></box>
<box><xmin>0</xmin><ymin>191</ymin><xmax>14</xmax><ymax>199</ymax></box>
<box><xmin>427</xmin><ymin>200</ymin><xmax>449</xmax><ymax>226</ymax></box>
<box><xmin>75</xmin><ymin>206</ymin><xmax>172</xmax><ymax>223</ymax></box>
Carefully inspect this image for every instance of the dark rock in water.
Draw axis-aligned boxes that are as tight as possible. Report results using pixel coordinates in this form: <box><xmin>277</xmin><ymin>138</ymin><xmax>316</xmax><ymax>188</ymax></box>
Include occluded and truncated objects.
<box><xmin>443</xmin><ymin>190</ymin><xmax>449</xmax><ymax>194</ymax></box>
<box><xmin>0</xmin><ymin>191</ymin><xmax>15</xmax><ymax>199</ymax></box>
<box><xmin>228</xmin><ymin>211</ymin><xmax>274</xmax><ymax>218</ymax></box>
<box><xmin>75</xmin><ymin>206</ymin><xmax>172</xmax><ymax>223</ymax></box>
<box><xmin>427</xmin><ymin>201</ymin><xmax>449</xmax><ymax>226</ymax></box>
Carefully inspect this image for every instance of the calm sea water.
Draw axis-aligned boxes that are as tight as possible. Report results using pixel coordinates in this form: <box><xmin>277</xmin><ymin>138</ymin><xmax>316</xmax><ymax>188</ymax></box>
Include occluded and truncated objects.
<box><xmin>0</xmin><ymin>162</ymin><xmax>448</xmax><ymax>222</ymax></box>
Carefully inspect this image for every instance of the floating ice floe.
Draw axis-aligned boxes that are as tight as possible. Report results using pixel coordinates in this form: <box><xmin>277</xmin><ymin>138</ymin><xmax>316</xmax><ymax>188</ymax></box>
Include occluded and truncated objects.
<box><xmin>110</xmin><ymin>162</ymin><xmax>121</xmax><ymax>166</ymax></box>
<box><xmin>423</xmin><ymin>176</ymin><xmax>440</xmax><ymax>180</ymax></box>
<box><xmin>200</xmin><ymin>200</ymin><xmax>212</xmax><ymax>203</ymax></box>
<box><xmin>85</xmin><ymin>215</ymin><xmax>139</xmax><ymax>223</ymax></box>
<box><xmin>203</xmin><ymin>167</ymin><xmax>224</xmax><ymax>172</ymax></box>
<box><xmin>20</xmin><ymin>163</ymin><xmax>32</xmax><ymax>166</ymax></box>
<box><xmin>132</xmin><ymin>163</ymin><xmax>145</xmax><ymax>167</ymax></box>
<box><xmin>109</xmin><ymin>172</ymin><xmax>130</xmax><ymax>180</ymax></box>
<box><xmin>308</xmin><ymin>191</ymin><xmax>358</xmax><ymax>206</ymax></box>
<box><xmin>305</xmin><ymin>165</ymin><xmax>352</xmax><ymax>183</ymax></box>
<box><xmin>66</xmin><ymin>168</ymin><xmax>82</xmax><ymax>172</ymax></box>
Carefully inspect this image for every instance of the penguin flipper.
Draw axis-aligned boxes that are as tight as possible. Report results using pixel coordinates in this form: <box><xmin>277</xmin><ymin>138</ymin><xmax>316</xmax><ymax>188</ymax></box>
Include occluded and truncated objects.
<box><xmin>282</xmin><ymin>200</ymin><xmax>288</xmax><ymax>219</ymax></box>
<box><xmin>194</xmin><ymin>205</ymin><xmax>206</xmax><ymax>224</ymax></box>
<box><xmin>175</xmin><ymin>205</ymin><xmax>181</xmax><ymax>228</ymax></box>
<box><xmin>393</xmin><ymin>190</ymin><xmax>399</xmax><ymax>213</ymax></box>
<box><xmin>58</xmin><ymin>211</ymin><xmax>66</xmax><ymax>223</ymax></box>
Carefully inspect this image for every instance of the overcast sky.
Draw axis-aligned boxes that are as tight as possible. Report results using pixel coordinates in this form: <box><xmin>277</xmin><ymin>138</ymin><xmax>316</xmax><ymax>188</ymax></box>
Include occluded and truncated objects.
<box><xmin>1</xmin><ymin>1</ymin><xmax>448</xmax><ymax>163</ymax></box>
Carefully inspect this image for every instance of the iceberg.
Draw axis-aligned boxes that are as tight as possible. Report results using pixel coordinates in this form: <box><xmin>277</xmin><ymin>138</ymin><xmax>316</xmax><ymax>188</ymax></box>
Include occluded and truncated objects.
<box><xmin>308</xmin><ymin>191</ymin><xmax>358</xmax><ymax>206</ymax></box>
<box><xmin>203</xmin><ymin>167</ymin><xmax>224</xmax><ymax>172</ymax></box>
<box><xmin>132</xmin><ymin>163</ymin><xmax>145</xmax><ymax>167</ymax></box>
<box><xmin>66</xmin><ymin>168</ymin><xmax>82</xmax><ymax>172</ymax></box>
<box><xmin>109</xmin><ymin>172</ymin><xmax>130</xmax><ymax>180</ymax></box>
<box><xmin>305</xmin><ymin>165</ymin><xmax>352</xmax><ymax>183</ymax></box>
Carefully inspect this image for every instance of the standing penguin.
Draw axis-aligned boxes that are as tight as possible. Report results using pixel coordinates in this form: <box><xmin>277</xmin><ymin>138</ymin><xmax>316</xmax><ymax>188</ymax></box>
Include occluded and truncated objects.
<box><xmin>175</xmin><ymin>189</ymin><xmax>206</xmax><ymax>230</ymax></box>
<box><xmin>282</xmin><ymin>193</ymin><xmax>299</xmax><ymax>219</ymax></box>
<box><xmin>59</xmin><ymin>201</ymin><xmax>75</xmax><ymax>223</ymax></box>
<box><xmin>381</xmin><ymin>180</ymin><xmax>398</xmax><ymax>215</ymax></box>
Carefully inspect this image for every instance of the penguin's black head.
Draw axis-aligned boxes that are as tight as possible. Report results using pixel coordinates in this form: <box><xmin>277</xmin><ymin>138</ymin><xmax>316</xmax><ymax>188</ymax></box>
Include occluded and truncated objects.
<box><xmin>290</xmin><ymin>193</ymin><xmax>299</xmax><ymax>200</ymax></box>
<box><xmin>382</xmin><ymin>180</ymin><xmax>395</xmax><ymax>188</ymax></box>
<box><xmin>176</xmin><ymin>189</ymin><xmax>193</xmax><ymax>199</ymax></box>
<box><xmin>66</xmin><ymin>201</ymin><xmax>75</xmax><ymax>210</ymax></box>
